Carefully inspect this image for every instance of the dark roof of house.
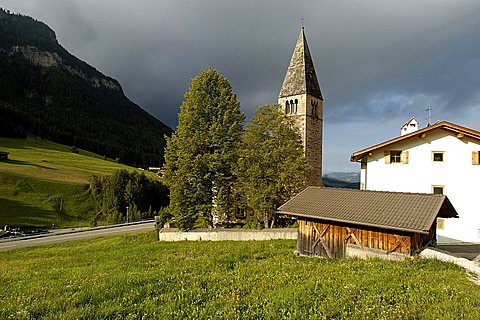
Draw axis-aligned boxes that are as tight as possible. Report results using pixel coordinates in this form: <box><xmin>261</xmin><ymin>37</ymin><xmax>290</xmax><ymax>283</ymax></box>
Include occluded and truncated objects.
<box><xmin>351</xmin><ymin>121</ymin><xmax>480</xmax><ymax>162</ymax></box>
<box><xmin>277</xmin><ymin>187</ymin><xmax>458</xmax><ymax>234</ymax></box>
<box><xmin>279</xmin><ymin>27</ymin><xmax>323</xmax><ymax>100</ymax></box>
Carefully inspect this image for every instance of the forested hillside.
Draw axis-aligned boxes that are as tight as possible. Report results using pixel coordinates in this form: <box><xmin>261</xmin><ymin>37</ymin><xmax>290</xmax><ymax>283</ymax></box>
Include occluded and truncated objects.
<box><xmin>0</xmin><ymin>8</ymin><xmax>173</xmax><ymax>167</ymax></box>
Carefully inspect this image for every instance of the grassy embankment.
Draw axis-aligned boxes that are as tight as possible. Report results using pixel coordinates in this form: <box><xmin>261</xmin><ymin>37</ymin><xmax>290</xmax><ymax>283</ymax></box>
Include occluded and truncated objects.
<box><xmin>1</xmin><ymin>233</ymin><xmax>479</xmax><ymax>319</ymax></box>
<box><xmin>0</xmin><ymin>136</ymin><xmax>150</xmax><ymax>228</ymax></box>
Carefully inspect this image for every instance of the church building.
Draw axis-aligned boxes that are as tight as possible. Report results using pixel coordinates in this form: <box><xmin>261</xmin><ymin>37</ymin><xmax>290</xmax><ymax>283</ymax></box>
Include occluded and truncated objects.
<box><xmin>278</xmin><ymin>27</ymin><xmax>323</xmax><ymax>186</ymax></box>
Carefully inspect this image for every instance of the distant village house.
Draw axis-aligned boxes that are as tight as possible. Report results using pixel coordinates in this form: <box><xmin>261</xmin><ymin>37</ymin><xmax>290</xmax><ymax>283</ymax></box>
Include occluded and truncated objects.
<box><xmin>0</xmin><ymin>151</ymin><xmax>9</xmax><ymax>160</ymax></box>
<box><xmin>148</xmin><ymin>167</ymin><xmax>163</xmax><ymax>177</ymax></box>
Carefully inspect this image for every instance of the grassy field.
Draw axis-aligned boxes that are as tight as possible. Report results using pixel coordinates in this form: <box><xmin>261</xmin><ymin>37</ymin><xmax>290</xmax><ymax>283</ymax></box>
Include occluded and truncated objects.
<box><xmin>1</xmin><ymin>234</ymin><xmax>479</xmax><ymax>319</ymax></box>
<box><xmin>0</xmin><ymin>136</ymin><xmax>150</xmax><ymax>228</ymax></box>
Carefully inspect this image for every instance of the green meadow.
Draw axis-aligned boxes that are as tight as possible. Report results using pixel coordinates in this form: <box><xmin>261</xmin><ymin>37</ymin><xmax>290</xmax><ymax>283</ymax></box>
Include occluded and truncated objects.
<box><xmin>0</xmin><ymin>137</ymin><xmax>150</xmax><ymax>228</ymax></box>
<box><xmin>1</xmin><ymin>234</ymin><xmax>479</xmax><ymax>319</ymax></box>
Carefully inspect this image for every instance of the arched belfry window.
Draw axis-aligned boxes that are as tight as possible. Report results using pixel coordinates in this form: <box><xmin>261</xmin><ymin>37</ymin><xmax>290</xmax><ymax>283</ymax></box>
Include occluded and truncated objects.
<box><xmin>294</xmin><ymin>99</ymin><xmax>298</xmax><ymax>114</ymax></box>
<box><xmin>311</xmin><ymin>100</ymin><xmax>318</xmax><ymax>117</ymax></box>
<box><xmin>285</xmin><ymin>101</ymin><xmax>290</xmax><ymax>114</ymax></box>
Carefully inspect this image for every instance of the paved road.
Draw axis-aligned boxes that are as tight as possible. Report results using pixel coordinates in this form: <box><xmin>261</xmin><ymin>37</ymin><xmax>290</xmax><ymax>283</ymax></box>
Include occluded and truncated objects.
<box><xmin>436</xmin><ymin>244</ymin><xmax>480</xmax><ymax>261</ymax></box>
<box><xmin>0</xmin><ymin>221</ymin><xmax>155</xmax><ymax>252</ymax></box>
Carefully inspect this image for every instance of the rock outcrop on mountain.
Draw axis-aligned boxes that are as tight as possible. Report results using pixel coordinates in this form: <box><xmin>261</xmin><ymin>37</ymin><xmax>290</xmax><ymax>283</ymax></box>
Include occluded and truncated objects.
<box><xmin>0</xmin><ymin>8</ymin><xmax>173</xmax><ymax>167</ymax></box>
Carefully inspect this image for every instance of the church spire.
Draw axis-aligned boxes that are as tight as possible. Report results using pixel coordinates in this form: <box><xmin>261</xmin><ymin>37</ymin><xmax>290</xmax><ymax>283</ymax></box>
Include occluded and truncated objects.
<box><xmin>278</xmin><ymin>26</ymin><xmax>324</xmax><ymax>186</ymax></box>
<box><xmin>279</xmin><ymin>27</ymin><xmax>323</xmax><ymax>100</ymax></box>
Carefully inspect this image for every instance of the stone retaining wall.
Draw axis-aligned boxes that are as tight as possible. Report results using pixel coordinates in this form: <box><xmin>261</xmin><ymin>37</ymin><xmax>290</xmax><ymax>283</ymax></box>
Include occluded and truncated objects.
<box><xmin>158</xmin><ymin>228</ymin><xmax>297</xmax><ymax>242</ymax></box>
<box><xmin>346</xmin><ymin>244</ymin><xmax>409</xmax><ymax>260</ymax></box>
<box><xmin>420</xmin><ymin>248</ymin><xmax>480</xmax><ymax>284</ymax></box>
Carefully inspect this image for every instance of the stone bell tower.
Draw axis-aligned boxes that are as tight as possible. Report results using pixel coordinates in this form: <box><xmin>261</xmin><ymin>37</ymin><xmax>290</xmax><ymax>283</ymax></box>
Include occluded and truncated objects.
<box><xmin>278</xmin><ymin>26</ymin><xmax>324</xmax><ymax>186</ymax></box>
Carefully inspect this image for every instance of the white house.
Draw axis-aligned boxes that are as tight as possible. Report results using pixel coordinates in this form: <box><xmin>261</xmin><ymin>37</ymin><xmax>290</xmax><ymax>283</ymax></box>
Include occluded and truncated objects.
<box><xmin>351</xmin><ymin>121</ymin><xmax>480</xmax><ymax>243</ymax></box>
<box><xmin>400</xmin><ymin>117</ymin><xmax>419</xmax><ymax>136</ymax></box>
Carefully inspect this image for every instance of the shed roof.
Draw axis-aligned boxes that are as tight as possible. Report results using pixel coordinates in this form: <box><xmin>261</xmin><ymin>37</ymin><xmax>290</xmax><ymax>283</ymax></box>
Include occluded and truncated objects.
<box><xmin>277</xmin><ymin>187</ymin><xmax>458</xmax><ymax>234</ymax></box>
<box><xmin>351</xmin><ymin>121</ymin><xmax>480</xmax><ymax>162</ymax></box>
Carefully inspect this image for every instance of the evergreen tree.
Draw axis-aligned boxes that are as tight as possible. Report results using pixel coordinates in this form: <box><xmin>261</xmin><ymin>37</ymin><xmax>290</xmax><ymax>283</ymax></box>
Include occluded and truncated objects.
<box><xmin>236</xmin><ymin>104</ymin><xmax>310</xmax><ymax>228</ymax></box>
<box><xmin>163</xmin><ymin>68</ymin><xmax>245</xmax><ymax>230</ymax></box>
<box><xmin>0</xmin><ymin>11</ymin><xmax>173</xmax><ymax>168</ymax></box>
<box><xmin>90</xmin><ymin>169</ymin><xmax>168</xmax><ymax>223</ymax></box>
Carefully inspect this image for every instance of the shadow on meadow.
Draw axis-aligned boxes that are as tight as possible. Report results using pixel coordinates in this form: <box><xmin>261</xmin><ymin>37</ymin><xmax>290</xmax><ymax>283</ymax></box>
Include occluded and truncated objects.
<box><xmin>0</xmin><ymin>197</ymin><xmax>83</xmax><ymax>228</ymax></box>
<box><xmin>0</xmin><ymin>137</ymin><xmax>70</xmax><ymax>153</ymax></box>
<box><xmin>1</xmin><ymin>159</ymin><xmax>36</xmax><ymax>166</ymax></box>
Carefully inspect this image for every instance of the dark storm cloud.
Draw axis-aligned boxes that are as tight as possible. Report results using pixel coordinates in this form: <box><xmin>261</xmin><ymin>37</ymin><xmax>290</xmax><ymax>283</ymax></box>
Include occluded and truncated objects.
<box><xmin>2</xmin><ymin>0</ymin><xmax>480</xmax><ymax>170</ymax></box>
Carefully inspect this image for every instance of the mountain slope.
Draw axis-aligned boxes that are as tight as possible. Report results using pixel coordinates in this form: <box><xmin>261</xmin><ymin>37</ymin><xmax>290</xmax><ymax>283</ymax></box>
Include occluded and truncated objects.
<box><xmin>0</xmin><ymin>136</ymin><xmax>167</xmax><ymax>227</ymax></box>
<box><xmin>0</xmin><ymin>8</ymin><xmax>173</xmax><ymax>167</ymax></box>
<box><xmin>323</xmin><ymin>172</ymin><xmax>360</xmax><ymax>189</ymax></box>
<box><xmin>0</xmin><ymin>136</ymin><xmax>132</xmax><ymax>227</ymax></box>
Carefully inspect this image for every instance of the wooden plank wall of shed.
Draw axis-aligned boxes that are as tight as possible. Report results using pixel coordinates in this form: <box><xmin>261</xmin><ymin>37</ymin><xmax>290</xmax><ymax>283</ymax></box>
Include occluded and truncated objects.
<box><xmin>297</xmin><ymin>219</ymin><xmax>430</xmax><ymax>258</ymax></box>
<box><xmin>411</xmin><ymin>220</ymin><xmax>436</xmax><ymax>253</ymax></box>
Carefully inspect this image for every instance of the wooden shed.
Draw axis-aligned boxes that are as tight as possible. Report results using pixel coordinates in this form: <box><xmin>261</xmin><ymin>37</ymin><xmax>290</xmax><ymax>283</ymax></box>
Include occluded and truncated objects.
<box><xmin>277</xmin><ymin>187</ymin><xmax>458</xmax><ymax>259</ymax></box>
<box><xmin>0</xmin><ymin>151</ymin><xmax>9</xmax><ymax>160</ymax></box>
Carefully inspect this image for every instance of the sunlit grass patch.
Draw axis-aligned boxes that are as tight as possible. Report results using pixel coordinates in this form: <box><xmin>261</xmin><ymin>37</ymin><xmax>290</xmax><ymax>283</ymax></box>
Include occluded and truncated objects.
<box><xmin>1</xmin><ymin>234</ymin><xmax>479</xmax><ymax>319</ymax></box>
<box><xmin>0</xmin><ymin>136</ymin><xmax>155</xmax><ymax>227</ymax></box>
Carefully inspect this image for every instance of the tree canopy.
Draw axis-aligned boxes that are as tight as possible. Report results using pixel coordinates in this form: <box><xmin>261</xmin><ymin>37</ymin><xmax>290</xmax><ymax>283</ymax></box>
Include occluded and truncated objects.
<box><xmin>163</xmin><ymin>68</ymin><xmax>245</xmax><ymax>230</ymax></box>
<box><xmin>90</xmin><ymin>169</ymin><xmax>169</xmax><ymax>224</ymax></box>
<box><xmin>236</xmin><ymin>104</ymin><xmax>310</xmax><ymax>228</ymax></box>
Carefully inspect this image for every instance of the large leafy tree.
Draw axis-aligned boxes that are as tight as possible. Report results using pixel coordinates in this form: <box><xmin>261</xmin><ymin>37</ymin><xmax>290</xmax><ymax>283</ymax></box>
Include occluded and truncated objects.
<box><xmin>236</xmin><ymin>104</ymin><xmax>310</xmax><ymax>228</ymax></box>
<box><xmin>163</xmin><ymin>68</ymin><xmax>245</xmax><ymax>230</ymax></box>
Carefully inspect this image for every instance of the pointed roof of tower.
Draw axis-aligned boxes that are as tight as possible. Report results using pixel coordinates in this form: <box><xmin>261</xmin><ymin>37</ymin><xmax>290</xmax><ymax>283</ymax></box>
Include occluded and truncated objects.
<box><xmin>279</xmin><ymin>27</ymin><xmax>323</xmax><ymax>100</ymax></box>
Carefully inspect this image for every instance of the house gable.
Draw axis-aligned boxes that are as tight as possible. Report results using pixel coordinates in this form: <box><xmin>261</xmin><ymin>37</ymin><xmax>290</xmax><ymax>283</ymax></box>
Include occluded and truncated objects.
<box><xmin>351</xmin><ymin>121</ymin><xmax>480</xmax><ymax>162</ymax></box>
<box><xmin>401</xmin><ymin>117</ymin><xmax>419</xmax><ymax>136</ymax></box>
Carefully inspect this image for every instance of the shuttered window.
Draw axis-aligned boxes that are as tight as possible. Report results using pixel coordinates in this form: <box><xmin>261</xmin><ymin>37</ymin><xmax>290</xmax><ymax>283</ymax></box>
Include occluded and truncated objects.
<box><xmin>473</xmin><ymin>151</ymin><xmax>479</xmax><ymax>165</ymax></box>
<box><xmin>401</xmin><ymin>151</ymin><xmax>409</xmax><ymax>164</ymax></box>
<box><xmin>385</xmin><ymin>150</ymin><xmax>408</xmax><ymax>164</ymax></box>
<box><xmin>437</xmin><ymin>218</ymin><xmax>445</xmax><ymax>230</ymax></box>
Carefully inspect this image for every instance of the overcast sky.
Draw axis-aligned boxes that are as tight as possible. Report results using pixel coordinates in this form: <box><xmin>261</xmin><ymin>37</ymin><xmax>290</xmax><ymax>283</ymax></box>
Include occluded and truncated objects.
<box><xmin>2</xmin><ymin>0</ymin><xmax>480</xmax><ymax>172</ymax></box>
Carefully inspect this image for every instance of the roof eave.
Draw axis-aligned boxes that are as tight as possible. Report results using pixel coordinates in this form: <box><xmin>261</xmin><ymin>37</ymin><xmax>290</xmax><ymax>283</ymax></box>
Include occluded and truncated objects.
<box><xmin>351</xmin><ymin>121</ymin><xmax>480</xmax><ymax>163</ymax></box>
<box><xmin>276</xmin><ymin>210</ymin><xmax>430</xmax><ymax>235</ymax></box>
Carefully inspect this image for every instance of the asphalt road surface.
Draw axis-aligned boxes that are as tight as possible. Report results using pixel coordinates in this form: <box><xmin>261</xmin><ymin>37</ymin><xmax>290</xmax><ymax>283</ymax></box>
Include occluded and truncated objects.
<box><xmin>0</xmin><ymin>222</ymin><xmax>155</xmax><ymax>252</ymax></box>
<box><xmin>436</xmin><ymin>244</ymin><xmax>480</xmax><ymax>261</ymax></box>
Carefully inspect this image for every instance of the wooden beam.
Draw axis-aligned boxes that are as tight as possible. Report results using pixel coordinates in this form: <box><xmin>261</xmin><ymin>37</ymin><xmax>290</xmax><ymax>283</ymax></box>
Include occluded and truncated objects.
<box><xmin>387</xmin><ymin>241</ymin><xmax>401</xmax><ymax>254</ymax></box>
<box><xmin>319</xmin><ymin>238</ymin><xmax>333</xmax><ymax>258</ymax></box>
<box><xmin>313</xmin><ymin>223</ymin><xmax>330</xmax><ymax>238</ymax></box>
<box><xmin>457</xmin><ymin>133</ymin><xmax>464</xmax><ymax>138</ymax></box>
<box><xmin>387</xmin><ymin>236</ymin><xmax>408</xmax><ymax>254</ymax></box>
<box><xmin>312</xmin><ymin>223</ymin><xmax>332</xmax><ymax>257</ymax></box>
<box><xmin>313</xmin><ymin>223</ymin><xmax>320</xmax><ymax>235</ymax></box>
<box><xmin>419</xmin><ymin>133</ymin><xmax>426</xmax><ymax>138</ymax></box>
<box><xmin>345</xmin><ymin>227</ymin><xmax>364</xmax><ymax>250</ymax></box>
